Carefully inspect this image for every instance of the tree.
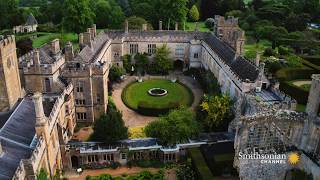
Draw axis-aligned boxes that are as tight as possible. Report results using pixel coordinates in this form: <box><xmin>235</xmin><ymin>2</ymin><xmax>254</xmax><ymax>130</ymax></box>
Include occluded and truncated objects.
<box><xmin>135</xmin><ymin>53</ymin><xmax>149</xmax><ymax>74</ymax></box>
<box><xmin>0</xmin><ymin>0</ymin><xmax>24</xmax><ymax>29</ymax></box>
<box><xmin>93</xmin><ymin>0</ymin><xmax>125</xmax><ymax>29</ymax></box>
<box><xmin>109</xmin><ymin>65</ymin><xmax>125</xmax><ymax>82</ymax></box>
<box><xmin>90</xmin><ymin>98</ymin><xmax>128</xmax><ymax>144</ymax></box>
<box><xmin>153</xmin><ymin>0</ymin><xmax>188</xmax><ymax>29</ymax></box>
<box><xmin>154</xmin><ymin>45</ymin><xmax>173</xmax><ymax>75</ymax></box>
<box><xmin>205</xmin><ymin>18</ymin><xmax>215</xmax><ymax>28</ymax></box>
<box><xmin>259</xmin><ymin>25</ymin><xmax>288</xmax><ymax>49</ymax></box>
<box><xmin>188</xmin><ymin>5</ymin><xmax>200</xmax><ymax>22</ymax></box>
<box><xmin>145</xmin><ymin>107</ymin><xmax>200</xmax><ymax>145</ymax></box>
<box><xmin>37</xmin><ymin>169</ymin><xmax>48</xmax><ymax>180</ymax></box>
<box><xmin>62</xmin><ymin>0</ymin><xmax>94</xmax><ymax>33</ymax></box>
<box><xmin>126</xmin><ymin>16</ymin><xmax>153</xmax><ymax>30</ymax></box>
<box><xmin>200</xmin><ymin>95</ymin><xmax>232</xmax><ymax>131</ymax></box>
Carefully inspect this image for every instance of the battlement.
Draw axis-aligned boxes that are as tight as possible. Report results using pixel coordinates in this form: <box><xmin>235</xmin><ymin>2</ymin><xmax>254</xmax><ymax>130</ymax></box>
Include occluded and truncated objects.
<box><xmin>215</xmin><ymin>15</ymin><xmax>239</xmax><ymax>27</ymax></box>
<box><xmin>0</xmin><ymin>35</ymin><xmax>15</xmax><ymax>49</ymax></box>
<box><xmin>63</xmin><ymin>64</ymin><xmax>92</xmax><ymax>77</ymax></box>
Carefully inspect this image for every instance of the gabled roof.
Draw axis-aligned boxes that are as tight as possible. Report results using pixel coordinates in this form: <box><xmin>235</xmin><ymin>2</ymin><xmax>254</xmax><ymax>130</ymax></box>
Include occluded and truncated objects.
<box><xmin>203</xmin><ymin>34</ymin><xmax>259</xmax><ymax>82</ymax></box>
<box><xmin>25</xmin><ymin>13</ymin><xmax>38</xmax><ymax>26</ymax></box>
<box><xmin>0</xmin><ymin>97</ymin><xmax>36</xmax><ymax>180</ymax></box>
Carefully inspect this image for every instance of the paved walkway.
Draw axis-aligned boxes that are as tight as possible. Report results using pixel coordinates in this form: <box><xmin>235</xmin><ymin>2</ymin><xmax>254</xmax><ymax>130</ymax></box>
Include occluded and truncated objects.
<box><xmin>112</xmin><ymin>75</ymin><xmax>203</xmax><ymax>128</ymax></box>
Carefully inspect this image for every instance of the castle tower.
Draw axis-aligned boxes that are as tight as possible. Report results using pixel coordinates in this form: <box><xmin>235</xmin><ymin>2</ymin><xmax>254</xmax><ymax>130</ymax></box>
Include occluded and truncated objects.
<box><xmin>0</xmin><ymin>35</ymin><xmax>22</xmax><ymax>111</ymax></box>
<box><xmin>306</xmin><ymin>74</ymin><xmax>320</xmax><ymax>118</ymax></box>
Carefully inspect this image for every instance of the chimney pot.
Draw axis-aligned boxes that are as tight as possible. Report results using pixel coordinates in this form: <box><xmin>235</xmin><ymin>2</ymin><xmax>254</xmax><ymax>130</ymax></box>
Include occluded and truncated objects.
<box><xmin>125</xmin><ymin>20</ymin><xmax>129</xmax><ymax>33</ymax></box>
<box><xmin>33</xmin><ymin>92</ymin><xmax>46</xmax><ymax>126</ymax></box>
<box><xmin>159</xmin><ymin>21</ymin><xmax>163</xmax><ymax>31</ymax></box>
<box><xmin>33</xmin><ymin>49</ymin><xmax>40</xmax><ymax>65</ymax></box>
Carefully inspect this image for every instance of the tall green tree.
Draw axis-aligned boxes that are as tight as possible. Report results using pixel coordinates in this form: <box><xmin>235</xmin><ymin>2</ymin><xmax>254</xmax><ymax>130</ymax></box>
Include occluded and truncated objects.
<box><xmin>200</xmin><ymin>95</ymin><xmax>232</xmax><ymax>131</ymax></box>
<box><xmin>135</xmin><ymin>53</ymin><xmax>149</xmax><ymax>74</ymax></box>
<box><xmin>0</xmin><ymin>0</ymin><xmax>24</xmax><ymax>29</ymax></box>
<box><xmin>154</xmin><ymin>0</ymin><xmax>188</xmax><ymax>29</ymax></box>
<box><xmin>188</xmin><ymin>5</ymin><xmax>200</xmax><ymax>22</ymax></box>
<box><xmin>145</xmin><ymin>107</ymin><xmax>200</xmax><ymax>145</ymax></box>
<box><xmin>93</xmin><ymin>0</ymin><xmax>125</xmax><ymax>29</ymax></box>
<box><xmin>62</xmin><ymin>0</ymin><xmax>94</xmax><ymax>33</ymax></box>
<box><xmin>90</xmin><ymin>98</ymin><xmax>128</xmax><ymax>144</ymax></box>
<box><xmin>154</xmin><ymin>45</ymin><xmax>173</xmax><ymax>75</ymax></box>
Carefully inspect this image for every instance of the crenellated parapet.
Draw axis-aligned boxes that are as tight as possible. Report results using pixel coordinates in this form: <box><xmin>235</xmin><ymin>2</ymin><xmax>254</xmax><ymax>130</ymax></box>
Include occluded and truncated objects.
<box><xmin>0</xmin><ymin>35</ymin><xmax>16</xmax><ymax>49</ymax></box>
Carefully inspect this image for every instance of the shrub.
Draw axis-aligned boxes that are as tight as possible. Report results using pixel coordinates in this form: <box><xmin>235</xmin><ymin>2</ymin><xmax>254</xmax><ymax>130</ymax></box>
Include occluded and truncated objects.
<box><xmin>38</xmin><ymin>23</ymin><xmax>60</xmax><ymax>33</ymax></box>
<box><xmin>127</xmin><ymin>160</ymin><xmax>165</xmax><ymax>168</ymax></box>
<box><xmin>205</xmin><ymin>18</ymin><xmax>215</xmax><ymax>28</ymax></box>
<box><xmin>263</xmin><ymin>47</ymin><xmax>277</xmax><ymax>56</ymax></box>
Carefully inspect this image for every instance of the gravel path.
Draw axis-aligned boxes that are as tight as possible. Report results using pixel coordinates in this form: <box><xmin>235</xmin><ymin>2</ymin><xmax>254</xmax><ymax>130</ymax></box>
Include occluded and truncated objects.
<box><xmin>112</xmin><ymin>75</ymin><xmax>203</xmax><ymax>128</ymax></box>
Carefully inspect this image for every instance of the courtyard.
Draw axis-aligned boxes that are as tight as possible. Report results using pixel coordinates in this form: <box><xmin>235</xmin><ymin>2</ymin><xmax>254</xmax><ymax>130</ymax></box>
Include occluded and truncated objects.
<box><xmin>112</xmin><ymin>75</ymin><xmax>204</xmax><ymax>128</ymax></box>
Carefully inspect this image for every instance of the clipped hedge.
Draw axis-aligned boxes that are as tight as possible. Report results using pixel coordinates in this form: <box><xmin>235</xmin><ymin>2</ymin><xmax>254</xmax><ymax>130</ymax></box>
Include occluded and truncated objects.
<box><xmin>280</xmin><ymin>81</ymin><xmax>310</xmax><ymax>104</ymax></box>
<box><xmin>300</xmin><ymin>55</ymin><xmax>320</xmax><ymax>66</ymax></box>
<box><xmin>275</xmin><ymin>68</ymin><xmax>319</xmax><ymax>81</ymax></box>
<box><xmin>276</xmin><ymin>68</ymin><xmax>319</xmax><ymax>104</ymax></box>
<box><xmin>188</xmin><ymin>148</ymin><xmax>214</xmax><ymax>180</ymax></box>
<box><xmin>137</xmin><ymin>101</ymin><xmax>180</xmax><ymax>116</ymax></box>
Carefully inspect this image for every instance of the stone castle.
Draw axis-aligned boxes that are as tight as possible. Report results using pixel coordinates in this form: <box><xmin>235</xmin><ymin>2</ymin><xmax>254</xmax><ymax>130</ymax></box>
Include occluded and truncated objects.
<box><xmin>0</xmin><ymin>15</ymin><xmax>319</xmax><ymax>179</ymax></box>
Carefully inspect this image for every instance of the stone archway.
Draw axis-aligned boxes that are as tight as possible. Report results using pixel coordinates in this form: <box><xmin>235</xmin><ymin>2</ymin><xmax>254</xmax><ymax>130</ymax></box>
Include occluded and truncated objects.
<box><xmin>174</xmin><ymin>59</ymin><xmax>184</xmax><ymax>71</ymax></box>
<box><xmin>71</xmin><ymin>156</ymin><xmax>79</xmax><ymax>168</ymax></box>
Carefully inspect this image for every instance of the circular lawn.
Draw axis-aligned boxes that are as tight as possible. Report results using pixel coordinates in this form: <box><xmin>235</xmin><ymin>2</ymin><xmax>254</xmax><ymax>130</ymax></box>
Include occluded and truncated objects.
<box><xmin>122</xmin><ymin>79</ymin><xmax>194</xmax><ymax>115</ymax></box>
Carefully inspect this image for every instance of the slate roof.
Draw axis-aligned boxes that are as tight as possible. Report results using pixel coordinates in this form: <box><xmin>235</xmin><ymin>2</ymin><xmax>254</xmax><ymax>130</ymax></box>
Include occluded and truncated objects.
<box><xmin>25</xmin><ymin>14</ymin><xmax>38</xmax><ymax>26</ymax></box>
<box><xmin>76</xmin><ymin>30</ymin><xmax>258</xmax><ymax>81</ymax></box>
<box><xmin>0</xmin><ymin>95</ymin><xmax>56</xmax><ymax>179</ymax></box>
<box><xmin>75</xmin><ymin>32</ymin><xmax>109</xmax><ymax>63</ymax></box>
<box><xmin>203</xmin><ymin>34</ymin><xmax>259</xmax><ymax>82</ymax></box>
<box><xmin>0</xmin><ymin>97</ymin><xmax>36</xmax><ymax>179</ymax></box>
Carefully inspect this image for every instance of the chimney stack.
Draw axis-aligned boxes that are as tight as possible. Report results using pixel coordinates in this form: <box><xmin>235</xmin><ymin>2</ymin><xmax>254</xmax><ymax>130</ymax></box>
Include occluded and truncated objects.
<box><xmin>306</xmin><ymin>74</ymin><xmax>320</xmax><ymax>118</ymax></box>
<box><xmin>33</xmin><ymin>92</ymin><xmax>46</xmax><ymax>126</ymax></box>
<box><xmin>125</xmin><ymin>20</ymin><xmax>129</xmax><ymax>34</ymax></box>
<box><xmin>33</xmin><ymin>49</ymin><xmax>40</xmax><ymax>65</ymax></box>
<box><xmin>83</xmin><ymin>32</ymin><xmax>92</xmax><ymax>47</ymax></box>
<box><xmin>65</xmin><ymin>42</ymin><xmax>74</xmax><ymax>61</ymax></box>
<box><xmin>79</xmin><ymin>33</ymin><xmax>84</xmax><ymax>46</ymax></box>
<box><xmin>92</xmin><ymin>24</ymin><xmax>97</xmax><ymax>37</ymax></box>
<box><xmin>142</xmin><ymin>24</ymin><xmax>147</xmax><ymax>31</ymax></box>
<box><xmin>195</xmin><ymin>22</ymin><xmax>199</xmax><ymax>31</ymax></box>
<box><xmin>175</xmin><ymin>22</ymin><xmax>179</xmax><ymax>31</ymax></box>
<box><xmin>255</xmin><ymin>52</ymin><xmax>261</xmax><ymax>67</ymax></box>
<box><xmin>159</xmin><ymin>21</ymin><xmax>163</xmax><ymax>31</ymax></box>
<box><xmin>51</xmin><ymin>39</ymin><xmax>60</xmax><ymax>54</ymax></box>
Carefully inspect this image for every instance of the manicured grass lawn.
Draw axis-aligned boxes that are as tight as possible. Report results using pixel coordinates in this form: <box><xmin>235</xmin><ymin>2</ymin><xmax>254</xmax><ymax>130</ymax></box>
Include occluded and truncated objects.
<box><xmin>244</xmin><ymin>39</ymin><xmax>272</xmax><ymax>60</ymax></box>
<box><xmin>15</xmin><ymin>32</ymin><xmax>79</xmax><ymax>50</ymax></box>
<box><xmin>122</xmin><ymin>79</ymin><xmax>193</xmax><ymax>110</ymax></box>
<box><xmin>186</xmin><ymin>21</ymin><xmax>210</xmax><ymax>32</ymax></box>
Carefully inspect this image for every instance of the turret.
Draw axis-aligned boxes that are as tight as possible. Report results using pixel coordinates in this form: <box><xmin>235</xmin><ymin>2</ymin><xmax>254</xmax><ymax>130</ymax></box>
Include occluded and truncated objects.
<box><xmin>306</xmin><ymin>74</ymin><xmax>320</xmax><ymax>118</ymax></box>
<box><xmin>33</xmin><ymin>92</ymin><xmax>50</xmax><ymax>142</ymax></box>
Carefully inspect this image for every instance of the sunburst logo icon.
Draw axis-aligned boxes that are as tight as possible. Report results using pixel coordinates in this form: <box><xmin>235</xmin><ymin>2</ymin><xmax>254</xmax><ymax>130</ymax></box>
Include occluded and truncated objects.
<box><xmin>288</xmin><ymin>152</ymin><xmax>300</xmax><ymax>165</ymax></box>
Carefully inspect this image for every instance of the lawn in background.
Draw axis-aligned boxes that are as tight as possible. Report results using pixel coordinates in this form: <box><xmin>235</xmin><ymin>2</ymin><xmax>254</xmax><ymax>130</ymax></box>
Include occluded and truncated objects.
<box><xmin>186</xmin><ymin>21</ymin><xmax>210</xmax><ymax>32</ymax></box>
